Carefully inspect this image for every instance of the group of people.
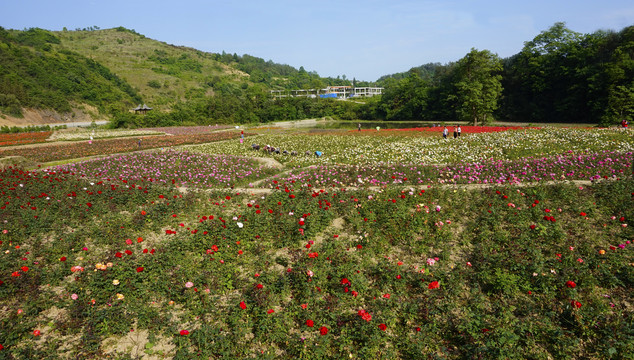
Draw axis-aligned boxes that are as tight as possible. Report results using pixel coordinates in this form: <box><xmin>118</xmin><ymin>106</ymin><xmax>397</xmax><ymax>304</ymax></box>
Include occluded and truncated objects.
<box><xmin>251</xmin><ymin>143</ymin><xmax>323</xmax><ymax>157</ymax></box>
<box><xmin>442</xmin><ymin>125</ymin><xmax>462</xmax><ymax>139</ymax></box>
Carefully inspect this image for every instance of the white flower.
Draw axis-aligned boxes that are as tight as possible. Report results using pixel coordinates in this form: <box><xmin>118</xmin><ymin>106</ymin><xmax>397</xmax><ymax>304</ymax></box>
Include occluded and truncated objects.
<box><xmin>237</xmin><ymin>222</ymin><xmax>244</xmax><ymax>228</ymax></box>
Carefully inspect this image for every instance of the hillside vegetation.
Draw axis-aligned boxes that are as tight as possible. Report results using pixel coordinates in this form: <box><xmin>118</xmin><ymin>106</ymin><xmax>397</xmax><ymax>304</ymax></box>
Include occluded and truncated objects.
<box><xmin>53</xmin><ymin>27</ymin><xmax>250</xmax><ymax>109</ymax></box>
<box><xmin>0</xmin><ymin>27</ymin><xmax>141</xmax><ymax>118</ymax></box>
<box><xmin>1</xmin><ymin>23</ymin><xmax>632</xmax><ymax>127</ymax></box>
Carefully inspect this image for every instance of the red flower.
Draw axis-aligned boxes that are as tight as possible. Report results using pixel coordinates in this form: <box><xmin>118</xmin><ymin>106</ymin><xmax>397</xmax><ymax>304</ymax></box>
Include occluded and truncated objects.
<box><xmin>358</xmin><ymin>309</ymin><xmax>372</xmax><ymax>322</ymax></box>
<box><xmin>33</xmin><ymin>329</ymin><xmax>41</xmax><ymax>336</ymax></box>
<box><xmin>306</xmin><ymin>319</ymin><xmax>314</xmax><ymax>327</ymax></box>
<box><xmin>416</xmin><ymin>327</ymin><xmax>421</xmax><ymax>332</ymax></box>
<box><xmin>0</xmin><ymin>344</ymin><xmax>3</xmax><ymax>350</ymax></box>
<box><xmin>378</xmin><ymin>323</ymin><xmax>387</xmax><ymax>331</ymax></box>
<box><xmin>180</xmin><ymin>330</ymin><xmax>189</xmax><ymax>336</ymax></box>
<box><xmin>141</xmin><ymin>210</ymin><xmax>146</xmax><ymax>216</ymax></box>
<box><xmin>60</xmin><ymin>256</ymin><xmax>66</xmax><ymax>262</ymax></box>
<box><xmin>340</xmin><ymin>278</ymin><xmax>350</xmax><ymax>286</ymax></box>
<box><xmin>11</xmin><ymin>272</ymin><xmax>21</xmax><ymax>277</ymax></box>
<box><xmin>383</xmin><ymin>293</ymin><xmax>391</xmax><ymax>299</ymax></box>
<box><xmin>580</xmin><ymin>212</ymin><xmax>586</xmax><ymax>217</ymax></box>
<box><xmin>86</xmin><ymin>202</ymin><xmax>92</xmax><ymax>208</ymax></box>
<box><xmin>136</xmin><ymin>267</ymin><xmax>144</xmax><ymax>273</ymax></box>
<box><xmin>319</xmin><ymin>326</ymin><xmax>328</xmax><ymax>335</ymax></box>
<box><xmin>565</xmin><ymin>281</ymin><xmax>576</xmax><ymax>288</ymax></box>
<box><xmin>529</xmin><ymin>224</ymin><xmax>536</xmax><ymax>230</ymax></box>
<box><xmin>267</xmin><ymin>309</ymin><xmax>275</xmax><ymax>314</ymax></box>
<box><xmin>125</xmin><ymin>250</ymin><xmax>132</xmax><ymax>255</ymax></box>
<box><xmin>428</xmin><ymin>281</ymin><xmax>440</xmax><ymax>289</ymax></box>
<box><xmin>256</xmin><ymin>284</ymin><xmax>263</xmax><ymax>289</ymax></box>
<box><xmin>115</xmin><ymin>252</ymin><xmax>122</xmax><ymax>258</ymax></box>
<box><xmin>21</xmin><ymin>266</ymin><xmax>29</xmax><ymax>272</ymax></box>
<box><xmin>239</xmin><ymin>301</ymin><xmax>247</xmax><ymax>310</ymax></box>
<box><xmin>571</xmin><ymin>300</ymin><xmax>582</xmax><ymax>309</ymax></box>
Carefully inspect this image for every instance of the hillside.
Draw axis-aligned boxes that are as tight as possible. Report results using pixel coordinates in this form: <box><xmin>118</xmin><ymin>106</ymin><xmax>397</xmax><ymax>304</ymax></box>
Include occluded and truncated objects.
<box><xmin>1</xmin><ymin>27</ymin><xmax>359</xmax><ymax>126</ymax></box>
<box><xmin>0</xmin><ymin>27</ymin><xmax>142</xmax><ymax>124</ymax></box>
<box><xmin>53</xmin><ymin>27</ymin><xmax>251</xmax><ymax>109</ymax></box>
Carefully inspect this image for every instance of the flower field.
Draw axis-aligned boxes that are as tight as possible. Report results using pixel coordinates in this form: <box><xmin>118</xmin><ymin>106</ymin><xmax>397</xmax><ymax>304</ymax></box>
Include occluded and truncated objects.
<box><xmin>191</xmin><ymin>128</ymin><xmax>633</xmax><ymax>166</ymax></box>
<box><xmin>0</xmin><ymin>126</ymin><xmax>632</xmax><ymax>359</ymax></box>
<box><xmin>0</xmin><ymin>131</ymin><xmax>244</xmax><ymax>164</ymax></box>
<box><xmin>0</xmin><ymin>132</ymin><xmax>52</xmax><ymax>147</ymax></box>
<box><xmin>47</xmin><ymin>129</ymin><xmax>164</xmax><ymax>142</ymax></box>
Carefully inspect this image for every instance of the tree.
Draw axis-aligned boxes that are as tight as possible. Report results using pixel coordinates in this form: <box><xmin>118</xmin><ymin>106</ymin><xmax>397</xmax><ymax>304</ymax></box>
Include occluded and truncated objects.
<box><xmin>450</xmin><ymin>48</ymin><xmax>502</xmax><ymax>125</ymax></box>
<box><xmin>379</xmin><ymin>71</ymin><xmax>428</xmax><ymax>120</ymax></box>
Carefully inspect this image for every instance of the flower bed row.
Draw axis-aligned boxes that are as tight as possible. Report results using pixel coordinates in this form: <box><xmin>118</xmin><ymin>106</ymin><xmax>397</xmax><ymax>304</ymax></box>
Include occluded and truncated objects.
<box><xmin>54</xmin><ymin>150</ymin><xmax>278</xmax><ymax>188</ymax></box>
<box><xmin>0</xmin><ymin>131</ymin><xmax>52</xmax><ymax>147</ymax></box>
<box><xmin>0</xmin><ymin>131</ymin><xmax>246</xmax><ymax>164</ymax></box>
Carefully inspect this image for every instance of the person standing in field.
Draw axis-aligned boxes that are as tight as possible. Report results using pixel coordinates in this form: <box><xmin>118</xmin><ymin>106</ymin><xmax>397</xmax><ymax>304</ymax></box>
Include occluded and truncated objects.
<box><xmin>453</xmin><ymin>126</ymin><xmax>458</xmax><ymax>139</ymax></box>
<box><xmin>457</xmin><ymin>125</ymin><xmax>462</xmax><ymax>137</ymax></box>
<box><xmin>442</xmin><ymin>126</ymin><xmax>448</xmax><ymax>139</ymax></box>
<box><xmin>622</xmin><ymin>119</ymin><xmax>629</xmax><ymax>129</ymax></box>
<box><xmin>358</xmin><ymin>123</ymin><xmax>361</xmax><ymax>132</ymax></box>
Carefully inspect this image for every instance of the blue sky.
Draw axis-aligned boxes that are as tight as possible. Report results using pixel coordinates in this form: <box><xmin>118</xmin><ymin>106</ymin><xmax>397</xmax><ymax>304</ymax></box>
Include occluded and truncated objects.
<box><xmin>2</xmin><ymin>0</ymin><xmax>633</xmax><ymax>81</ymax></box>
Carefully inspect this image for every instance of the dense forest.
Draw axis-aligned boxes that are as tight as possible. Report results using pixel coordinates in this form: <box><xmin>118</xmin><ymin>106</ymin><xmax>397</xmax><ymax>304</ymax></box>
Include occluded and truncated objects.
<box><xmin>376</xmin><ymin>23</ymin><xmax>634</xmax><ymax>125</ymax></box>
<box><xmin>0</xmin><ymin>23</ymin><xmax>632</xmax><ymax>127</ymax></box>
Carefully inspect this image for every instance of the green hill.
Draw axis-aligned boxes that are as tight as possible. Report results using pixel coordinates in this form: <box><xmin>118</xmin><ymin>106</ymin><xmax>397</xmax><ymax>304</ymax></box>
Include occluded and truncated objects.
<box><xmin>1</xmin><ymin>26</ymin><xmax>361</xmax><ymax>125</ymax></box>
<box><xmin>0</xmin><ymin>27</ymin><xmax>142</xmax><ymax>120</ymax></box>
<box><xmin>52</xmin><ymin>27</ymin><xmax>252</xmax><ymax>110</ymax></box>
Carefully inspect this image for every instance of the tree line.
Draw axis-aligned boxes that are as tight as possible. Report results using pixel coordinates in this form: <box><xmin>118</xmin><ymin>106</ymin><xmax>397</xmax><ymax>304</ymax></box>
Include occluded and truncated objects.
<box><xmin>376</xmin><ymin>23</ymin><xmax>634</xmax><ymax>125</ymax></box>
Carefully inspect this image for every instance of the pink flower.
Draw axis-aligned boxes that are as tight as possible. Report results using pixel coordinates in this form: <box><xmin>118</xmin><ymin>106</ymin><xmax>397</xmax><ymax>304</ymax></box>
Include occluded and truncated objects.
<box><xmin>426</xmin><ymin>258</ymin><xmax>436</xmax><ymax>266</ymax></box>
<box><xmin>185</xmin><ymin>282</ymin><xmax>194</xmax><ymax>288</ymax></box>
<box><xmin>71</xmin><ymin>293</ymin><xmax>78</xmax><ymax>300</ymax></box>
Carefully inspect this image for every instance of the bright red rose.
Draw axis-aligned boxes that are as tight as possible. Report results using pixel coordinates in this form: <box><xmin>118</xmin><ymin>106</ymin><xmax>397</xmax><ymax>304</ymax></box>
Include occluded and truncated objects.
<box><xmin>428</xmin><ymin>281</ymin><xmax>440</xmax><ymax>289</ymax></box>
<box><xmin>320</xmin><ymin>326</ymin><xmax>328</xmax><ymax>335</ymax></box>
<box><xmin>378</xmin><ymin>323</ymin><xmax>387</xmax><ymax>331</ymax></box>
<box><xmin>239</xmin><ymin>301</ymin><xmax>247</xmax><ymax>310</ymax></box>
<box><xmin>306</xmin><ymin>319</ymin><xmax>314</xmax><ymax>327</ymax></box>
<box><xmin>565</xmin><ymin>281</ymin><xmax>576</xmax><ymax>288</ymax></box>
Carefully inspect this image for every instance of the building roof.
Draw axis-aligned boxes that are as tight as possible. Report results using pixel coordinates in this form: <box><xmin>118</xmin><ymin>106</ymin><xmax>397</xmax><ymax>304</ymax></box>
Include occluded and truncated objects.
<box><xmin>133</xmin><ymin>104</ymin><xmax>153</xmax><ymax>111</ymax></box>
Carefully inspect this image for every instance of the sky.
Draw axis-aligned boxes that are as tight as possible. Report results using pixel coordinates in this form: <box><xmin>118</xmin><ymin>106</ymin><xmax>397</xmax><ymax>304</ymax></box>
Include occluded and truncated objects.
<box><xmin>2</xmin><ymin>0</ymin><xmax>633</xmax><ymax>81</ymax></box>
